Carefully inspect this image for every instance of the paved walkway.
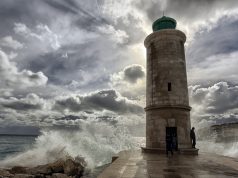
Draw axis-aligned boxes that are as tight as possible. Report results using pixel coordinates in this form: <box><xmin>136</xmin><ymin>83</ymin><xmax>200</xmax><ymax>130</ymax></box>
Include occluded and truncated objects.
<box><xmin>98</xmin><ymin>150</ymin><xmax>238</xmax><ymax>178</ymax></box>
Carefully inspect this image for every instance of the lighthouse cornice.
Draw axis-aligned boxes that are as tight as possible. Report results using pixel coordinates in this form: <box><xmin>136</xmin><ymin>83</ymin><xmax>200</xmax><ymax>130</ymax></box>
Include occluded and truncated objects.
<box><xmin>144</xmin><ymin>104</ymin><xmax>192</xmax><ymax>111</ymax></box>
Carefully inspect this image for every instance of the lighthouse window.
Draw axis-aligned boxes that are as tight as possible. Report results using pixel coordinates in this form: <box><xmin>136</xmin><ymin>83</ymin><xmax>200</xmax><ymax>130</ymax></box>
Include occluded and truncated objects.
<box><xmin>168</xmin><ymin>82</ymin><xmax>172</xmax><ymax>91</ymax></box>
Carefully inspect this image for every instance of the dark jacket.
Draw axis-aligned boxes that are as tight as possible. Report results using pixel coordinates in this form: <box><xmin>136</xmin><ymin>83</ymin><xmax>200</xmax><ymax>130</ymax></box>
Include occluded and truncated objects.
<box><xmin>190</xmin><ymin>129</ymin><xmax>196</xmax><ymax>139</ymax></box>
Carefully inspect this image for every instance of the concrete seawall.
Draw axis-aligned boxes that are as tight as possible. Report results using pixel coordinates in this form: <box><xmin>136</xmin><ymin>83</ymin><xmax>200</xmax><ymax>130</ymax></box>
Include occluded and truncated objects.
<box><xmin>98</xmin><ymin>150</ymin><xmax>238</xmax><ymax>178</ymax></box>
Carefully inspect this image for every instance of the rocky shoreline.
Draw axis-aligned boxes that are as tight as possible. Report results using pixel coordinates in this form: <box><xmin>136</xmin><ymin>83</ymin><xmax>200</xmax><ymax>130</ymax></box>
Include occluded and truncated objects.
<box><xmin>0</xmin><ymin>156</ymin><xmax>87</xmax><ymax>178</ymax></box>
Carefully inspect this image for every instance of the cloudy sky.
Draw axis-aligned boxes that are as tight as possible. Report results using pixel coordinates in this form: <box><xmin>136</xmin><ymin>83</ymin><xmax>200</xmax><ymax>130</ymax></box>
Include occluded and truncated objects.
<box><xmin>0</xmin><ymin>0</ymin><xmax>238</xmax><ymax>135</ymax></box>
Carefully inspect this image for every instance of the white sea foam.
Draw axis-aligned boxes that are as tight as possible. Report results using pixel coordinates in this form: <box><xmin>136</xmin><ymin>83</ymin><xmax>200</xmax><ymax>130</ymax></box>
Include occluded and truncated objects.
<box><xmin>197</xmin><ymin>140</ymin><xmax>238</xmax><ymax>157</ymax></box>
<box><xmin>0</xmin><ymin>121</ymin><xmax>139</xmax><ymax>168</ymax></box>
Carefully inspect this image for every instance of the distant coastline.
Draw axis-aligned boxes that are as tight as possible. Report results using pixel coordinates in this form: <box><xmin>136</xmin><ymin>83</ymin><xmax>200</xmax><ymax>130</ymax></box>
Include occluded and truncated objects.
<box><xmin>0</xmin><ymin>134</ymin><xmax>39</xmax><ymax>137</ymax></box>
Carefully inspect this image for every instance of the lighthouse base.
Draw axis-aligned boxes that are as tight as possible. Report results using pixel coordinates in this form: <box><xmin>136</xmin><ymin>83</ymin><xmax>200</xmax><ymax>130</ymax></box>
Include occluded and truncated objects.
<box><xmin>141</xmin><ymin>147</ymin><xmax>199</xmax><ymax>155</ymax></box>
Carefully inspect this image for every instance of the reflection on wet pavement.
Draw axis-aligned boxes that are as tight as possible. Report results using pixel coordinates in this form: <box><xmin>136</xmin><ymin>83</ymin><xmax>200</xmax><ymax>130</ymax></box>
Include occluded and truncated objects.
<box><xmin>98</xmin><ymin>150</ymin><xmax>238</xmax><ymax>178</ymax></box>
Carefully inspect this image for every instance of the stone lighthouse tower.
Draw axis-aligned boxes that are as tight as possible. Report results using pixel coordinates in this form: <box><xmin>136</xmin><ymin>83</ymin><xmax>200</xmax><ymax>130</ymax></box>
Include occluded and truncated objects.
<box><xmin>143</xmin><ymin>16</ymin><xmax>197</xmax><ymax>154</ymax></box>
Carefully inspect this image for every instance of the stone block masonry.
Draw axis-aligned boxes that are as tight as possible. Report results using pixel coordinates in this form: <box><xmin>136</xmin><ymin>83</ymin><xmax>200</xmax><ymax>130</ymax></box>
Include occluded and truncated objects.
<box><xmin>144</xmin><ymin>28</ymin><xmax>193</xmax><ymax>151</ymax></box>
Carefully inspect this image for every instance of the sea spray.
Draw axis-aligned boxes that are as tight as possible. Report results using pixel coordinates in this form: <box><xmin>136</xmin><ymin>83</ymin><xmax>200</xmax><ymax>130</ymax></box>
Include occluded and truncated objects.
<box><xmin>0</xmin><ymin>120</ymin><xmax>139</xmax><ymax>169</ymax></box>
<box><xmin>197</xmin><ymin>140</ymin><xmax>238</xmax><ymax>157</ymax></box>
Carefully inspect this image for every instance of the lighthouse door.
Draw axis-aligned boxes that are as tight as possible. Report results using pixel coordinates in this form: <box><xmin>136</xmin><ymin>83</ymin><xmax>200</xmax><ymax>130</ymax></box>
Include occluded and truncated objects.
<box><xmin>166</xmin><ymin>127</ymin><xmax>178</xmax><ymax>151</ymax></box>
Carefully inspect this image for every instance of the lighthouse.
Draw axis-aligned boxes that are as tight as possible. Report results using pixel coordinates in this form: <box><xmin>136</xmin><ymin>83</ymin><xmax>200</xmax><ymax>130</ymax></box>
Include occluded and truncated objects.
<box><xmin>142</xmin><ymin>16</ymin><xmax>198</xmax><ymax>154</ymax></box>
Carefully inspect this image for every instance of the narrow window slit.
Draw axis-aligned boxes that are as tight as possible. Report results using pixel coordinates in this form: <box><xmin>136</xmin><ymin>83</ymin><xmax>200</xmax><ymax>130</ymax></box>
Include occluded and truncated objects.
<box><xmin>168</xmin><ymin>82</ymin><xmax>172</xmax><ymax>91</ymax></box>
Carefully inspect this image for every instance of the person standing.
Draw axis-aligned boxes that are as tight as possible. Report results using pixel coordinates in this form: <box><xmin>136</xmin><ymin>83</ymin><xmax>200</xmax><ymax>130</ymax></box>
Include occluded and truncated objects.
<box><xmin>190</xmin><ymin>127</ymin><xmax>196</xmax><ymax>148</ymax></box>
<box><xmin>172</xmin><ymin>133</ymin><xmax>177</xmax><ymax>151</ymax></box>
<box><xmin>166</xmin><ymin>134</ymin><xmax>173</xmax><ymax>156</ymax></box>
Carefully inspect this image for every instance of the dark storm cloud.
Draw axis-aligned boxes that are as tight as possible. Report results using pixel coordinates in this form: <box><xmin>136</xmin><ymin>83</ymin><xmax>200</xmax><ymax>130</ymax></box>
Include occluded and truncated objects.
<box><xmin>23</xmin><ymin>43</ymin><xmax>115</xmax><ymax>91</ymax></box>
<box><xmin>186</xmin><ymin>17</ymin><xmax>238</xmax><ymax>84</ymax></box>
<box><xmin>187</xmin><ymin>17</ymin><xmax>238</xmax><ymax>66</ymax></box>
<box><xmin>113</xmin><ymin>14</ymin><xmax>146</xmax><ymax>45</ymax></box>
<box><xmin>54</xmin><ymin>89</ymin><xmax>144</xmax><ymax>114</ymax></box>
<box><xmin>2</xmin><ymin>102</ymin><xmax>41</xmax><ymax>111</ymax></box>
<box><xmin>0</xmin><ymin>50</ymin><xmax>48</xmax><ymax>89</ymax></box>
<box><xmin>0</xmin><ymin>0</ymin><xmax>54</xmax><ymax>38</ymax></box>
<box><xmin>96</xmin><ymin>116</ymin><xmax>118</xmax><ymax>125</ymax></box>
<box><xmin>189</xmin><ymin>82</ymin><xmax>238</xmax><ymax>114</ymax></box>
<box><xmin>43</xmin><ymin>0</ymin><xmax>79</xmax><ymax>15</ymax></box>
<box><xmin>26</xmin><ymin>43</ymin><xmax>99</xmax><ymax>85</ymax></box>
<box><xmin>124</xmin><ymin>65</ymin><xmax>145</xmax><ymax>83</ymax></box>
<box><xmin>135</xmin><ymin>0</ymin><xmax>238</xmax><ymax>22</ymax></box>
<box><xmin>110</xmin><ymin>64</ymin><xmax>146</xmax><ymax>98</ymax></box>
<box><xmin>213</xmin><ymin>114</ymin><xmax>238</xmax><ymax>125</ymax></box>
<box><xmin>41</xmin><ymin>0</ymin><xmax>146</xmax><ymax>45</ymax></box>
<box><xmin>55</xmin><ymin>114</ymin><xmax>118</xmax><ymax>125</ymax></box>
<box><xmin>0</xmin><ymin>93</ymin><xmax>45</xmax><ymax>111</ymax></box>
<box><xmin>189</xmin><ymin>82</ymin><xmax>238</xmax><ymax>130</ymax></box>
<box><xmin>43</xmin><ymin>0</ymin><xmax>109</xmax><ymax>28</ymax></box>
<box><xmin>56</xmin><ymin>115</ymin><xmax>87</xmax><ymax>121</ymax></box>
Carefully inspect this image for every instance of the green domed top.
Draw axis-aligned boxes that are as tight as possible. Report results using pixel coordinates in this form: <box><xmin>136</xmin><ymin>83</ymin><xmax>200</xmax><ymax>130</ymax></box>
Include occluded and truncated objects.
<box><xmin>152</xmin><ymin>16</ymin><xmax>177</xmax><ymax>31</ymax></box>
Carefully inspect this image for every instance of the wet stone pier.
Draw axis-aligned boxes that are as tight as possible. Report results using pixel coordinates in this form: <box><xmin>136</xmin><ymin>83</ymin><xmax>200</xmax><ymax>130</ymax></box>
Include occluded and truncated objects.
<box><xmin>98</xmin><ymin>150</ymin><xmax>238</xmax><ymax>178</ymax></box>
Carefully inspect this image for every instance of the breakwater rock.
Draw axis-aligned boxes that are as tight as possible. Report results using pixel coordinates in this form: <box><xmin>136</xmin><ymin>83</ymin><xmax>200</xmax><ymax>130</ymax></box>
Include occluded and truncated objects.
<box><xmin>0</xmin><ymin>156</ymin><xmax>86</xmax><ymax>178</ymax></box>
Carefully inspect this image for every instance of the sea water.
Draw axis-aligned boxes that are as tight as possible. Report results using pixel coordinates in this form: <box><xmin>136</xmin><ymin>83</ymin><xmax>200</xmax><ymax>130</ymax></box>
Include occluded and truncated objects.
<box><xmin>0</xmin><ymin>135</ymin><xmax>36</xmax><ymax>160</ymax></box>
